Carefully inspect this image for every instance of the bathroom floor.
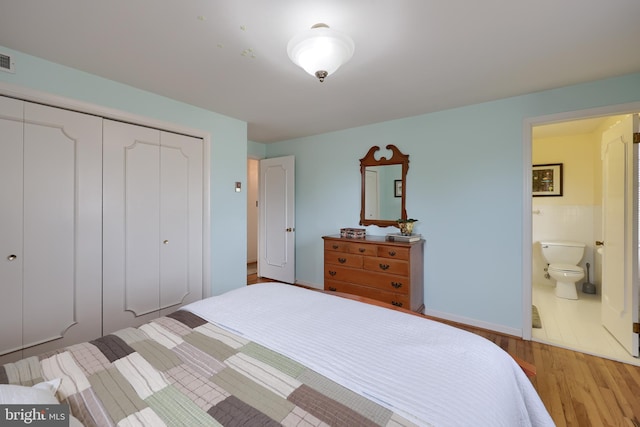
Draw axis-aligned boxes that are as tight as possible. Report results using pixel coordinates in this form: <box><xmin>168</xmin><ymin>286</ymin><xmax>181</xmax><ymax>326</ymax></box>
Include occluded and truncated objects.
<box><xmin>532</xmin><ymin>281</ymin><xmax>640</xmax><ymax>366</ymax></box>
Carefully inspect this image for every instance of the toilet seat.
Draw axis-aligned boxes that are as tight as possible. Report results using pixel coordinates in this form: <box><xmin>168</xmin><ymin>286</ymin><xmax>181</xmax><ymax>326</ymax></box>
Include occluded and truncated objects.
<box><xmin>548</xmin><ymin>263</ymin><xmax>582</xmax><ymax>274</ymax></box>
<box><xmin>547</xmin><ymin>263</ymin><xmax>584</xmax><ymax>300</ymax></box>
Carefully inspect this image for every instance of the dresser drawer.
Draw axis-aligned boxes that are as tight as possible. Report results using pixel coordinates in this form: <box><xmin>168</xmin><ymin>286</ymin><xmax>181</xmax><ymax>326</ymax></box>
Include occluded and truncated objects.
<box><xmin>324</xmin><ymin>265</ymin><xmax>410</xmax><ymax>294</ymax></box>
<box><xmin>325</xmin><ymin>240</ymin><xmax>378</xmax><ymax>256</ymax></box>
<box><xmin>363</xmin><ymin>257</ymin><xmax>409</xmax><ymax>276</ymax></box>
<box><xmin>323</xmin><ymin>250</ymin><xmax>363</xmax><ymax>268</ymax></box>
<box><xmin>346</xmin><ymin>243</ymin><xmax>377</xmax><ymax>256</ymax></box>
<box><xmin>377</xmin><ymin>245</ymin><xmax>410</xmax><ymax>260</ymax></box>
<box><xmin>325</xmin><ymin>280</ymin><xmax>409</xmax><ymax>309</ymax></box>
<box><xmin>324</xmin><ymin>240</ymin><xmax>349</xmax><ymax>253</ymax></box>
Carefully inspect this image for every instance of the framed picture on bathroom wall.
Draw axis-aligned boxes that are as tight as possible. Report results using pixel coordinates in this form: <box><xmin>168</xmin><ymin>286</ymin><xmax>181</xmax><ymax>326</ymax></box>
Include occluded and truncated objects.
<box><xmin>532</xmin><ymin>163</ymin><xmax>563</xmax><ymax>196</ymax></box>
<box><xmin>394</xmin><ymin>179</ymin><xmax>403</xmax><ymax>197</ymax></box>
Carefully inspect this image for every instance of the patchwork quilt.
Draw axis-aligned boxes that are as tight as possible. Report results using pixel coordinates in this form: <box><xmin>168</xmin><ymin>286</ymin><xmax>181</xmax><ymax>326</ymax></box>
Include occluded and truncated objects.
<box><xmin>0</xmin><ymin>310</ymin><xmax>418</xmax><ymax>427</ymax></box>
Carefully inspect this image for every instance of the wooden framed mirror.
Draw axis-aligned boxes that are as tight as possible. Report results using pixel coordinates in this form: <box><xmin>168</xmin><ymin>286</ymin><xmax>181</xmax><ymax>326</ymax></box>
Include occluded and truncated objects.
<box><xmin>359</xmin><ymin>144</ymin><xmax>409</xmax><ymax>227</ymax></box>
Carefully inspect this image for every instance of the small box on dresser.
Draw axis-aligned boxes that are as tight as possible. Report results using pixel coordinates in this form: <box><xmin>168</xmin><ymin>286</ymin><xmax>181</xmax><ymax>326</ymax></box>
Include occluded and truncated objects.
<box><xmin>322</xmin><ymin>235</ymin><xmax>425</xmax><ymax>313</ymax></box>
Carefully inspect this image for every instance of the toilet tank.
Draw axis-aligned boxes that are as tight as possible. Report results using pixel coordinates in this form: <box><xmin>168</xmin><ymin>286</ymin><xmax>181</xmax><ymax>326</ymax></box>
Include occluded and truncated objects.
<box><xmin>540</xmin><ymin>240</ymin><xmax>586</xmax><ymax>265</ymax></box>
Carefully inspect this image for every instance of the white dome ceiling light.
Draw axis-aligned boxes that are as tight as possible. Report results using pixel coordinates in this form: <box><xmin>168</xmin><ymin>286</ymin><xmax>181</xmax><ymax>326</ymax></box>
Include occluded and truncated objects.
<box><xmin>287</xmin><ymin>23</ymin><xmax>355</xmax><ymax>82</ymax></box>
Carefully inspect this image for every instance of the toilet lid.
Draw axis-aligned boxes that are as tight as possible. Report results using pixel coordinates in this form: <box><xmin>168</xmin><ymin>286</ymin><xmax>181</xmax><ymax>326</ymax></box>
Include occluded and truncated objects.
<box><xmin>549</xmin><ymin>263</ymin><xmax>582</xmax><ymax>273</ymax></box>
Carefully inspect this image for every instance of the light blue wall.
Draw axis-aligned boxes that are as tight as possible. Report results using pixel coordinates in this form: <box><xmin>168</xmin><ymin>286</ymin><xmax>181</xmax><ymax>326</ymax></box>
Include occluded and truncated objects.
<box><xmin>265</xmin><ymin>72</ymin><xmax>640</xmax><ymax>333</ymax></box>
<box><xmin>248</xmin><ymin>140</ymin><xmax>267</xmax><ymax>159</ymax></box>
<box><xmin>0</xmin><ymin>46</ymin><xmax>248</xmax><ymax>297</ymax></box>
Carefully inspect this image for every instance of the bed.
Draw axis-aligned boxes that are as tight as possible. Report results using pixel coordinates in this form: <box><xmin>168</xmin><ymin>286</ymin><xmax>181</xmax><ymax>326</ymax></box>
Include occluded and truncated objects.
<box><xmin>0</xmin><ymin>282</ymin><xmax>554</xmax><ymax>426</ymax></box>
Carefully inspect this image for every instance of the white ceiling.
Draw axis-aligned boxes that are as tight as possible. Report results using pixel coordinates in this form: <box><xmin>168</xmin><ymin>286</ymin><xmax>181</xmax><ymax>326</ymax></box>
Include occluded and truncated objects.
<box><xmin>1</xmin><ymin>0</ymin><xmax>639</xmax><ymax>143</ymax></box>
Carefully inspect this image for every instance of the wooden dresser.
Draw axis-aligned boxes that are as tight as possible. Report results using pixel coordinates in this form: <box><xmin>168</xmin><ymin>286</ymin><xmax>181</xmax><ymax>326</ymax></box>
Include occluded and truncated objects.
<box><xmin>322</xmin><ymin>235</ymin><xmax>425</xmax><ymax>313</ymax></box>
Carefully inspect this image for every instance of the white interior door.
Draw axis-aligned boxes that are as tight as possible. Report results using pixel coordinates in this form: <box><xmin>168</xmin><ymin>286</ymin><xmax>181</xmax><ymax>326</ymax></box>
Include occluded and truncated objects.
<box><xmin>364</xmin><ymin>169</ymin><xmax>379</xmax><ymax>219</ymax></box>
<box><xmin>601</xmin><ymin>114</ymin><xmax>639</xmax><ymax>357</ymax></box>
<box><xmin>259</xmin><ymin>156</ymin><xmax>295</xmax><ymax>283</ymax></box>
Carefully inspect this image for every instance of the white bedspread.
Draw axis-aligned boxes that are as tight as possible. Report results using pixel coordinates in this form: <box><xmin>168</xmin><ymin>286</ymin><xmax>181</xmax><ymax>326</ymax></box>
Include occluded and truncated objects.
<box><xmin>183</xmin><ymin>283</ymin><xmax>554</xmax><ymax>427</ymax></box>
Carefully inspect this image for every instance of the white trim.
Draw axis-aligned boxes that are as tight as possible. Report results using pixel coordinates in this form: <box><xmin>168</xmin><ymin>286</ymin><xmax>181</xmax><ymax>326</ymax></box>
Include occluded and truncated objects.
<box><xmin>0</xmin><ymin>81</ymin><xmax>209</xmax><ymax>139</ymax></box>
<box><xmin>522</xmin><ymin>101</ymin><xmax>640</xmax><ymax>340</ymax></box>
<box><xmin>0</xmin><ymin>81</ymin><xmax>213</xmax><ymax>300</ymax></box>
<box><xmin>202</xmin><ymin>133</ymin><xmax>212</xmax><ymax>298</ymax></box>
<box><xmin>522</xmin><ymin>120</ymin><xmax>533</xmax><ymax>340</ymax></box>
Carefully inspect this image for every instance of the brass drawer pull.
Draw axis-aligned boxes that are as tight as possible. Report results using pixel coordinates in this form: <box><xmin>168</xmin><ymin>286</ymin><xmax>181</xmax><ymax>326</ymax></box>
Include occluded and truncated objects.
<box><xmin>391</xmin><ymin>301</ymin><xmax>403</xmax><ymax>307</ymax></box>
<box><xmin>358</xmin><ymin>248</ymin><xmax>366</xmax><ymax>253</ymax></box>
<box><xmin>332</xmin><ymin>244</ymin><xmax>339</xmax><ymax>249</ymax></box>
<box><xmin>379</xmin><ymin>264</ymin><xmax>390</xmax><ymax>270</ymax></box>
<box><xmin>329</xmin><ymin>287</ymin><xmax>337</xmax><ymax>291</ymax></box>
<box><xmin>329</xmin><ymin>270</ymin><xmax>337</xmax><ymax>276</ymax></box>
<box><xmin>338</xmin><ymin>257</ymin><xmax>347</xmax><ymax>264</ymax></box>
<box><xmin>391</xmin><ymin>282</ymin><xmax>403</xmax><ymax>289</ymax></box>
<box><xmin>388</xmin><ymin>250</ymin><xmax>396</xmax><ymax>256</ymax></box>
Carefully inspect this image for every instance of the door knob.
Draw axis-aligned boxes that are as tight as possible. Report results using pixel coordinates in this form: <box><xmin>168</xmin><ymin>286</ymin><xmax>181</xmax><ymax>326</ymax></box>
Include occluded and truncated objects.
<box><xmin>286</xmin><ymin>228</ymin><xmax>295</xmax><ymax>232</ymax></box>
<box><xmin>7</xmin><ymin>254</ymin><xmax>17</xmax><ymax>261</ymax></box>
<box><xmin>595</xmin><ymin>241</ymin><xmax>604</xmax><ymax>246</ymax></box>
<box><xmin>163</xmin><ymin>240</ymin><xmax>169</xmax><ymax>245</ymax></box>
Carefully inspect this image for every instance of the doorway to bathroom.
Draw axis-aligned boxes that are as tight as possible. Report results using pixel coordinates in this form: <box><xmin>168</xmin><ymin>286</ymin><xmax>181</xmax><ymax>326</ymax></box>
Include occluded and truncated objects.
<box><xmin>528</xmin><ymin>108</ymin><xmax>640</xmax><ymax>365</ymax></box>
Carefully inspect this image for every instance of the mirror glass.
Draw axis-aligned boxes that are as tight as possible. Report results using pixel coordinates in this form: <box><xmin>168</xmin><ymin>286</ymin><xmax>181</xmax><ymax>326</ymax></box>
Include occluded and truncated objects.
<box><xmin>360</xmin><ymin>145</ymin><xmax>409</xmax><ymax>227</ymax></box>
<box><xmin>363</xmin><ymin>164</ymin><xmax>402</xmax><ymax>221</ymax></box>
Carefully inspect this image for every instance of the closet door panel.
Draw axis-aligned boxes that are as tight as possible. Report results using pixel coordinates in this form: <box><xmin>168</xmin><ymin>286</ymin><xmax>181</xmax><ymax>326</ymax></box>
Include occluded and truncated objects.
<box><xmin>103</xmin><ymin>120</ymin><xmax>162</xmax><ymax>334</ymax></box>
<box><xmin>0</xmin><ymin>97</ymin><xmax>24</xmax><ymax>358</ymax></box>
<box><xmin>159</xmin><ymin>132</ymin><xmax>203</xmax><ymax>312</ymax></box>
<box><xmin>125</xmin><ymin>140</ymin><xmax>161</xmax><ymax>316</ymax></box>
<box><xmin>22</xmin><ymin>118</ymin><xmax>75</xmax><ymax>347</ymax></box>
<box><xmin>21</xmin><ymin>103</ymin><xmax>103</xmax><ymax>356</ymax></box>
<box><xmin>159</xmin><ymin>143</ymin><xmax>189</xmax><ymax>308</ymax></box>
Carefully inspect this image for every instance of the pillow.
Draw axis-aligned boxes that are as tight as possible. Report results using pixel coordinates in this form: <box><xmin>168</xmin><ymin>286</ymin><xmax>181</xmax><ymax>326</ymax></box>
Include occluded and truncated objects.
<box><xmin>69</xmin><ymin>414</ymin><xmax>84</xmax><ymax>427</ymax></box>
<box><xmin>0</xmin><ymin>378</ymin><xmax>61</xmax><ymax>405</ymax></box>
<box><xmin>0</xmin><ymin>379</ymin><xmax>83</xmax><ymax>426</ymax></box>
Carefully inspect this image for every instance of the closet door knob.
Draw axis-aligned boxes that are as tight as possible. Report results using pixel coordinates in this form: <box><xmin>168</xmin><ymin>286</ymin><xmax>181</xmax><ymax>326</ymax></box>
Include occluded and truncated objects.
<box><xmin>163</xmin><ymin>240</ymin><xmax>169</xmax><ymax>245</ymax></box>
<box><xmin>7</xmin><ymin>254</ymin><xmax>17</xmax><ymax>261</ymax></box>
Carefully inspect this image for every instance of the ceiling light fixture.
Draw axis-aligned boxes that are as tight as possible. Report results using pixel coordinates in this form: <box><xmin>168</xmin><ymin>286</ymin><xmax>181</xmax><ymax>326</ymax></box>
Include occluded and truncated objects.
<box><xmin>287</xmin><ymin>23</ymin><xmax>355</xmax><ymax>82</ymax></box>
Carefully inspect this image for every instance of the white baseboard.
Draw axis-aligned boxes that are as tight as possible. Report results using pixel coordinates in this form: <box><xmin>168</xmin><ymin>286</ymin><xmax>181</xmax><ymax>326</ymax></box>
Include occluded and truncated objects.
<box><xmin>294</xmin><ymin>280</ymin><xmax>322</xmax><ymax>290</ymax></box>
<box><xmin>424</xmin><ymin>308</ymin><xmax>523</xmax><ymax>338</ymax></box>
<box><xmin>291</xmin><ymin>280</ymin><xmax>524</xmax><ymax>338</ymax></box>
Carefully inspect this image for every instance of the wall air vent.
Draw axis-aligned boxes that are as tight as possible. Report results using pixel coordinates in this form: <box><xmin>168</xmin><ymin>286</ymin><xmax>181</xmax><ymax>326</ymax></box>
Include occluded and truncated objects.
<box><xmin>0</xmin><ymin>52</ymin><xmax>15</xmax><ymax>73</ymax></box>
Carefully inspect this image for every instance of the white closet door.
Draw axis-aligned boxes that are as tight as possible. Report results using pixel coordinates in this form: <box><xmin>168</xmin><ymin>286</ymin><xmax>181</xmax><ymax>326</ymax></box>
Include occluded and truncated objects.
<box><xmin>22</xmin><ymin>102</ymin><xmax>103</xmax><ymax>357</ymax></box>
<box><xmin>103</xmin><ymin>121</ymin><xmax>161</xmax><ymax>333</ymax></box>
<box><xmin>103</xmin><ymin>121</ymin><xmax>203</xmax><ymax>334</ymax></box>
<box><xmin>0</xmin><ymin>97</ymin><xmax>102</xmax><ymax>362</ymax></box>
<box><xmin>159</xmin><ymin>131</ymin><xmax>203</xmax><ymax>316</ymax></box>
<box><xmin>0</xmin><ymin>97</ymin><xmax>25</xmax><ymax>358</ymax></box>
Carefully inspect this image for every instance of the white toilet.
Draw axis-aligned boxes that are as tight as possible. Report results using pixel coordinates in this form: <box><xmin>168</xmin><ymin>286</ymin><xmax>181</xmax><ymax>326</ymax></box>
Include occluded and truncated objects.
<box><xmin>540</xmin><ymin>240</ymin><xmax>586</xmax><ymax>300</ymax></box>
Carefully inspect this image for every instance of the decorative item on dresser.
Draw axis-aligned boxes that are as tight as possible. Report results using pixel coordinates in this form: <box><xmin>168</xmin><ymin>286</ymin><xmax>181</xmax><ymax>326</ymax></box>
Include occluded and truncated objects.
<box><xmin>323</xmin><ymin>235</ymin><xmax>425</xmax><ymax>313</ymax></box>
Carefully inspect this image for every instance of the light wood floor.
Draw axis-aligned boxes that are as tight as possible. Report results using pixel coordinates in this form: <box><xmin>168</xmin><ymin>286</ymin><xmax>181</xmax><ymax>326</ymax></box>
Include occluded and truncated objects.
<box><xmin>247</xmin><ymin>274</ymin><xmax>640</xmax><ymax>426</ymax></box>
